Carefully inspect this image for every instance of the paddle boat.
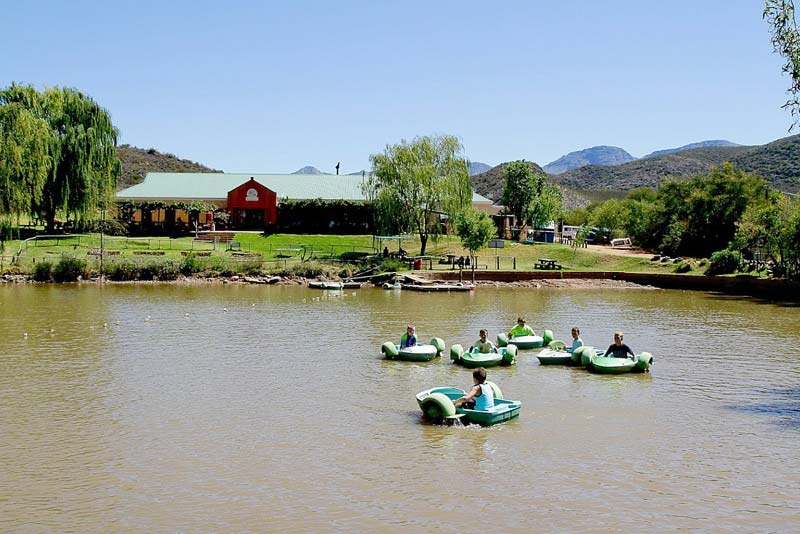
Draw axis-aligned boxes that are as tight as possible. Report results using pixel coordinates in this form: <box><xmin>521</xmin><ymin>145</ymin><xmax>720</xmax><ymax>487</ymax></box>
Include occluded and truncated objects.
<box><xmin>497</xmin><ymin>329</ymin><xmax>553</xmax><ymax>350</ymax></box>
<box><xmin>415</xmin><ymin>382</ymin><xmax>522</xmax><ymax>426</ymax></box>
<box><xmin>536</xmin><ymin>341</ymin><xmax>602</xmax><ymax>365</ymax></box>
<box><xmin>449</xmin><ymin>344</ymin><xmax>517</xmax><ymax>368</ymax></box>
<box><xmin>308</xmin><ymin>280</ymin><xmax>343</xmax><ymax>290</ymax></box>
<box><xmin>382</xmin><ymin>337</ymin><xmax>446</xmax><ymax>362</ymax></box>
<box><xmin>584</xmin><ymin>350</ymin><xmax>654</xmax><ymax>374</ymax></box>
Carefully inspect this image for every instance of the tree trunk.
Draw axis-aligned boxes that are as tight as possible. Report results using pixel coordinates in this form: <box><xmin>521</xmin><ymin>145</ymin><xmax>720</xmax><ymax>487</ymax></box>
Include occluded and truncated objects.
<box><xmin>419</xmin><ymin>233</ymin><xmax>428</xmax><ymax>256</ymax></box>
<box><xmin>471</xmin><ymin>253</ymin><xmax>476</xmax><ymax>284</ymax></box>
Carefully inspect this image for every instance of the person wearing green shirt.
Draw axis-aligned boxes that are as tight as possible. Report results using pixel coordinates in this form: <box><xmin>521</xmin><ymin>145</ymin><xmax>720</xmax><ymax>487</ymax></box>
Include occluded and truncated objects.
<box><xmin>508</xmin><ymin>317</ymin><xmax>535</xmax><ymax>338</ymax></box>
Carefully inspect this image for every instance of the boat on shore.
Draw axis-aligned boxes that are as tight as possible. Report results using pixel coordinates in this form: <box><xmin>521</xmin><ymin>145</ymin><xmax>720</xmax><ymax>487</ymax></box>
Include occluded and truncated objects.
<box><xmin>308</xmin><ymin>281</ymin><xmax>344</xmax><ymax>290</ymax></box>
<box><xmin>415</xmin><ymin>383</ymin><xmax>521</xmax><ymax>426</ymax></box>
<box><xmin>402</xmin><ymin>283</ymin><xmax>474</xmax><ymax>292</ymax></box>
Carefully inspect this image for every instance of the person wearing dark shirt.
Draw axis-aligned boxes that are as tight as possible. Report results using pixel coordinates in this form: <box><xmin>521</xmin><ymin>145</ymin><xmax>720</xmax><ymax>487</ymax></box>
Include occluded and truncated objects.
<box><xmin>603</xmin><ymin>331</ymin><xmax>635</xmax><ymax>359</ymax></box>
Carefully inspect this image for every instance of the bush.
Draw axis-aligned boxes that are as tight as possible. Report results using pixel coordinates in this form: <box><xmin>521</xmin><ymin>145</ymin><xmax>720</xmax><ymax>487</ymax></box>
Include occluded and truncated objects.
<box><xmin>376</xmin><ymin>258</ymin><xmax>406</xmax><ymax>273</ymax></box>
<box><xmin>706</xmin><ymin>249</ymin><xmax>742</xmax><ymax>276</ymax></box>
<box><xmin>673</xmin><ymin>261</ymin><xmax>692</xmax><ymax>274</ymax></box>
<box><xmin>32</xmin><ymin>261</ymin><xmax>53</xmax><ymax>282</ymax></box>
<box><xmin>181</xmin><ymin>254</ymin><xmax>204</xmax><ymax>276</ymax></box>
<box><xmin>106</xmin><ymin>260</ymin><xmax>139</xmax><ymax>281</ymax></box>
<box><xmin>52</xmin><ymin>256</ymin><xmax>87</xmax><ymax>282</ymax></box>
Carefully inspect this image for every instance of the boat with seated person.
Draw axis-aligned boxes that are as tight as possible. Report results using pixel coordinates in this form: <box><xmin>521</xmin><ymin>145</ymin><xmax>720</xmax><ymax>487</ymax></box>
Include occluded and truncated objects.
<box><xmin>382</xmin><ymin>337</ymin><xmax>446</xmax><ymax>362</ymax></box>
<box><xmin>449</xmin><ymin>344</ymin><xmax>517</xmax><ymax>367</ymax></box>
<box><xmin>497</xmin><ymin>330</ymin><xmax>553</xmax><ymax>350</ymax></box>
<box><xmin>415</xmin><ymin>383</ymin><xmax>521</xmax><ymax>426</ymax></box>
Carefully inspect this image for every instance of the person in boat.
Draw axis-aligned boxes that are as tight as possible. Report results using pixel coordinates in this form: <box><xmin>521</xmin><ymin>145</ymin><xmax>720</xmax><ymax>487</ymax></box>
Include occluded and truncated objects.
<box><xmin>567</xmin><ymin>327</ymin><xmax>584</xmax><ymax>353</ymax></box>
<box><xmin>603</xmin><ymin>331</ymin><xmax>635</xmax><ymax>359</ymax></box>
<box><xmin>469</xmin><ymin>329</ymin><xmax>496</xmax><ymax>353</ymax></box>
<box><xmin>455</xmin><ymin>367</ymin><xmax>495</xmax><ymax>410</ymax></box>
<box><xmin>508</xmin><ymin>317</ymin><xmax>535</xmax><ymax>338</ymax></box>
<box><xmin>400</xmin><ymin>325</ymin><xmax>417</xmax><ymax>348</ymax></box>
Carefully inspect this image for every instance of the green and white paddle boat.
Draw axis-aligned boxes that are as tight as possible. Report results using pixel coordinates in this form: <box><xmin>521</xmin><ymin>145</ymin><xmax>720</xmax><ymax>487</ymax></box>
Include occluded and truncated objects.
<box><xmin>537</xmin><ymin>341</ymin><xmax>603</xmax><ymax>365</ymax></box>
<box><xmin>415</xmin><ymin>382</ymin><xmax>522</xmax><ymax>426</ymax></box>
<box><xmin>497</xmin><ymin>329</ymin><xmax>553</xmax><ymax>350</ymax></box>
<box><xmin>382</xmin><ymin>337</ymin><xmax>446</xmax><ymax>362</ymax></box>
<box><xmin>449</xmin><ymin>344</ymin><xmax>517</xmax><ymax>368</ymax></box>
<box><xmin>585</xmin><ymin>351</ymin><xmax>654</xmax><ymax>374</ymax></box>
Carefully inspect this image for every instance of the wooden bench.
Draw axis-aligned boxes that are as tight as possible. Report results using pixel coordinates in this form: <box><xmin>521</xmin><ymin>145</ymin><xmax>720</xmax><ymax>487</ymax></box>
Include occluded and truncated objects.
<box><xmin>535</xmin><ymin>258</ymin><xmax>562</xmax><ymax>270</ymax></box>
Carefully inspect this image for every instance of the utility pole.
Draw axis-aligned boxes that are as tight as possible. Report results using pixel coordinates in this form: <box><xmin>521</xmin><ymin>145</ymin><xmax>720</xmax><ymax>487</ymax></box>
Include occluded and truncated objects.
<box><xmin>99</xmin><ymin>204</ymin><xmax>105</xmax><ymax>281</ymax></box>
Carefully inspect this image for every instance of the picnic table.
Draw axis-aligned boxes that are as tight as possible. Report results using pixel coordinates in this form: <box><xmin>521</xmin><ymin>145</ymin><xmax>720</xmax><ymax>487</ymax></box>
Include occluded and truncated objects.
<box><xmin>535</xmin><ymin>258</ymin><xmax>562</xmax><ymax>270</ymax></box>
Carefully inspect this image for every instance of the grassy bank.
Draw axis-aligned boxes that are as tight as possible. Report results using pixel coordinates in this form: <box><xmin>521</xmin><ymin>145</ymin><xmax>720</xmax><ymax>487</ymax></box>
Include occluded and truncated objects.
<box><xmin>0</xmin><ymin>233</ymin><xmax>715</xmax><ymax>278</ymax></box>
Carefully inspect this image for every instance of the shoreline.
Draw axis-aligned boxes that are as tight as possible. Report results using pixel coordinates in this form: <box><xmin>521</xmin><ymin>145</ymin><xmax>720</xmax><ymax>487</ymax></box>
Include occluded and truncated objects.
<box><xmin>2</xmin><ymin>268</ymin><xmax>798</xmax><ymax>300</ymax></box>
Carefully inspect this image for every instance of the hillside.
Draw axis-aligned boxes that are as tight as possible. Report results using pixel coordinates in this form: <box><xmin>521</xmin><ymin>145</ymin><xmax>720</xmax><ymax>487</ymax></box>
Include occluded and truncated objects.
<box><xmin>543</xmin><ymin>146</ymin><xmax>636</xmax><ymax>175</ymax></box>
<box><xmin>729</xmin><ymin>135</ymin><xmax>800</xmax><ymax>192</ymax></box>
<box><xmin>642</xmin><ymin>140</ymin><xmax>740</xmax><ymax>159</ymax></box>
<box><xmin>550</xmin><ymin>141</ymin><xmax>800</xmax><ymax>192</ymax></box>
<box><xmin>471</xmin><ymin>161</ymin><xmax>592</xmax><ymax>209</ymax></box>
<box><xmin>117</xmin><ymin>145</ymin><xmax>222</xmax><ymax>190</ymax></box>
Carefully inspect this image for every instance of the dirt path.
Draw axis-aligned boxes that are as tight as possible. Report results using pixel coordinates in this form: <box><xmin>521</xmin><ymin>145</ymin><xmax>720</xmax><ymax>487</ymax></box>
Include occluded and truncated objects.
<box><xmin>585</xmin><ymin>244</ymin><xmax>654</xmax><ymax>258</ymax></box>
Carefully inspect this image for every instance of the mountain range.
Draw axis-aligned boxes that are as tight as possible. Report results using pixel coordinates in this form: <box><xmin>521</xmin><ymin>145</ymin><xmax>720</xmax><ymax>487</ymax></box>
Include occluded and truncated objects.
<box><xmin>552</xmin><ymin>135</ymin><xmax>800</xmax><ymax>193</ymax></box>
<box><xmin>543</xmin><ymin>146</ymin><xmax>636</xmax><ymax>175</ymax></box>
<box><xmin>543</xmin><ymin>140</ymin><xmax>740</xmax><ymax>175</ymax></box>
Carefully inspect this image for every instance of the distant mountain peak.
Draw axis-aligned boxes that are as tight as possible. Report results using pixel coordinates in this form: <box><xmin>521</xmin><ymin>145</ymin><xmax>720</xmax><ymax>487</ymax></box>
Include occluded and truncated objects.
<box><xmin>469</xmin><ymin>161</ymin><xmax>492</xmax><ymax>176</ymax></box>
<box><xmin>543</xmin><ymin>146</ymin><xmax>636</xmax><ymax>175</ymax></box>
<box><xmin>292</xmin><ymin>166</ymin><xmax>330</xmax><ymax>175</ymax></box>
<box><xmin>642</xmin><ymin>140</ymin><xmax>741</xmax><ymax>159</ymax></box>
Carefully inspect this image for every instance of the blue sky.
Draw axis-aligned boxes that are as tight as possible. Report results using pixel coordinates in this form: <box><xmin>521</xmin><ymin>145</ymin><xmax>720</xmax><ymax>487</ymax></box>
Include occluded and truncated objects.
<box><xmin>1</xmin><ymin>0</ymin><xmax>793</xmax><ymax>174</ymax></box>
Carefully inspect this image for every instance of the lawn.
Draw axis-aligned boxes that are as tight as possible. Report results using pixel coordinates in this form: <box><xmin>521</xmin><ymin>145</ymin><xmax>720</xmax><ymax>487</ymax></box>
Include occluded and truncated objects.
<box><xmin>0</xmin><ymin>232</ymin><xmax>703</xmax><ymax>276</ymax></box>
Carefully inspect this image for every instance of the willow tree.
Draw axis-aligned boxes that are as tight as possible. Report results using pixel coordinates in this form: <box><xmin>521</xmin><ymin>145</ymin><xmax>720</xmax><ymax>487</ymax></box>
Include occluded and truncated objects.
<box><xmin>765</xmin><ymin>0</ymin><xmax>800</xmax><ymax>129</ymax></box>
<box><xmin>0</xmin><ymin>84</ymin><xmax>121</xmax><ymax>232</ymax></box>
<box><xmin>0</xmin><ymin>98</ymin><xmax>52</xmax><ymax>231</ymax></box>
<box><xmin>366</xmin><ymin>135</ymin><xmax>472</xmax><ymax>256</ymax></box>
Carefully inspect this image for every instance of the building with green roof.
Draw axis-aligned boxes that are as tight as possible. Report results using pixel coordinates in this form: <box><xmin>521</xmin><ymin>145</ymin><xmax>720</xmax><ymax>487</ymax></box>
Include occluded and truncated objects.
<box><xmin>115</xmin><ymin>172</ymin><xmax>494</xmax><ymax>234</ymax></box>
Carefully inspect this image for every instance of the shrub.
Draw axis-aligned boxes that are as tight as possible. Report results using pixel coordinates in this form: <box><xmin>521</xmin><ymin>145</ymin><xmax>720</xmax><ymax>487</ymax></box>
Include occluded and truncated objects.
<box><xmin>52</xmin><ymin>256</ymin><xmax>87</xmax><ymax>282</ymax></box>
<box><xmin>673</xmin><ymin>261</ymin><xmax>692</xmax><ymax>274</ymax></box>
<box><xmin>32</xmin><ymin>261</ymin><xmax>53</xmax><ymax>282</ymax></box>
<box><xmin>376</xmin><ymin>258</ymin><xmax>406</xmax><ymax>273</ymax></box>
<box><xmin>106</xmin><ymin>260</ymin><xmax>139</xmax><ymax>281</ymax></box>
<box><xmin>706</xmin><ymin>249</ymin><xmax>743</xmax><ymax>276</ymax></box>
<box><xmin>144</xmin><ymin>260</ymin><xmax>181</xmax><ymax>281</ymax></box>
<box><xmin>181</xmin><ymin>254</ymin><xmax>204</xmax><ymax>276</ymax></box>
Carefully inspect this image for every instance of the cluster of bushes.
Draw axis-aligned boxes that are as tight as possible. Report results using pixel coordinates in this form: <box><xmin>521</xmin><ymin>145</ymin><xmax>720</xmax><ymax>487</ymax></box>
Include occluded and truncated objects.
<box><xmin>105</xmin><ymin>259</ymin><xmax>181</xmax><ymax>281</ymax></box>
<box><xmin>32</xmin><ymin>257</ymin><xmax>89</xmax><ymax>282</ymax></box>
<box><xmin>73</xmin><ymin>219</ymin><xmax>129</xmax><ymax>236</ymax></box>
<box><xmin>563</xmin><ymin>163</ymin><xmax>800</xmax><ymax>279</ymax></box>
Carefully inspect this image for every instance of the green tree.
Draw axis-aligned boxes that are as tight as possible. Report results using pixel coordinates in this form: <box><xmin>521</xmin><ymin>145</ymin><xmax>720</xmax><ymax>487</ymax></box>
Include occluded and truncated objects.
<box><xmin>0</xmin><ymin>99</ymin><xmax>51</xmax><ymax>235</ymax></box>
<box><xmin>455</xmin><ymin>208</ymin><xmax>497</xmax><ymax>283</ymax></box>
<box><xmin>764</xmin><ymin>0</ymin><xmax>800</xmax><ymax>129</ymax></box>
<box><xmin>366</xmin><ymin>134</ymin><xmax>472</xmax><ymax>256</ymax></box>
<box><xmin>500</xmin><ymin>161</ymin><xmax>562</xmax><ymax>239</ymax></box>
<box><xmin>526</xmin><ymin>178</ymin><xmax>563</xmax><ymax>231</ymax></box>
<box><xmin>0</xmin><ymin>84</ymin><xmax>121</xmax><ymax>232</ymax></box>
<box><xmin>501</xmin><ymin>160</ymin><xmax>535</xmax><ymax>239</ymax></box>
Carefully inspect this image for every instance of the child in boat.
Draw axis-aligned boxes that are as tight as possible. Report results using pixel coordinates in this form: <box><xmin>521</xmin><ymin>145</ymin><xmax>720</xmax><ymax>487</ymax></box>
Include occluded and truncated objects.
<box><xmin>455</xmin><ymin>367</ymin><xmax>495</xmax><ymax>410</ymax></box>
<box><xmin>469</xmin><ymin>329</ymin><xmax>496</xmax><ymax>353</ymax></box>
<box><xmin>567</xmin><ymin>327</ymin><xmax>584</xmax><ymax>353</ymax></box>
<box><xmin>508</xmin><ymin>316</ymin><xmax>535</xmax><ymax>338</ymax></box>
<box><xmin>400</xmin><ymin>325</ymin><xmax>417</xmax><ymax>348</ymax></box>
<box><xmin>603</xmin><ymin>331</ymin><xmax>635</xmax><ymax>359</ymax></box>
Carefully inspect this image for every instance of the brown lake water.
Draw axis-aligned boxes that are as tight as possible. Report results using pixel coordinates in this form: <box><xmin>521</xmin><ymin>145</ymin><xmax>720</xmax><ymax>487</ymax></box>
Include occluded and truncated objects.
<box><xmin>0</xmin><ymin>284</ymin><xmax>798</xmax><ymax>533</ymax></box>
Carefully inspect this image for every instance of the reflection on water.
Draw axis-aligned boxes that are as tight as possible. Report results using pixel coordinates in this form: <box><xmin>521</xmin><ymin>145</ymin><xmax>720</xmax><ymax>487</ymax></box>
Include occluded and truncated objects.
<box><xmin>0</xmin><ymin>284</ymin><xmax>798</xmax><ymax>532</ymax></box>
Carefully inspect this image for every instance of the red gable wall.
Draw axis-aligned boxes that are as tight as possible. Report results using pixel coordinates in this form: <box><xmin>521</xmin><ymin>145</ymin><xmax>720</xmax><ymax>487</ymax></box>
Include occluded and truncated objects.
<box><xmin>227</xmin><ymin>177</ymin><xmax>277</xmax><ymax>225</ymax></box>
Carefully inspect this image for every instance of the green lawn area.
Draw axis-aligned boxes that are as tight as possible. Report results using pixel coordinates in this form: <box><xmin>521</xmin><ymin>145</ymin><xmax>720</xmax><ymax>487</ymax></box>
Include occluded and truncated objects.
<box><xmin>0</xmin><ymin>232</ymin><xmax>707</xmax><ymax>276</ymax></box>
